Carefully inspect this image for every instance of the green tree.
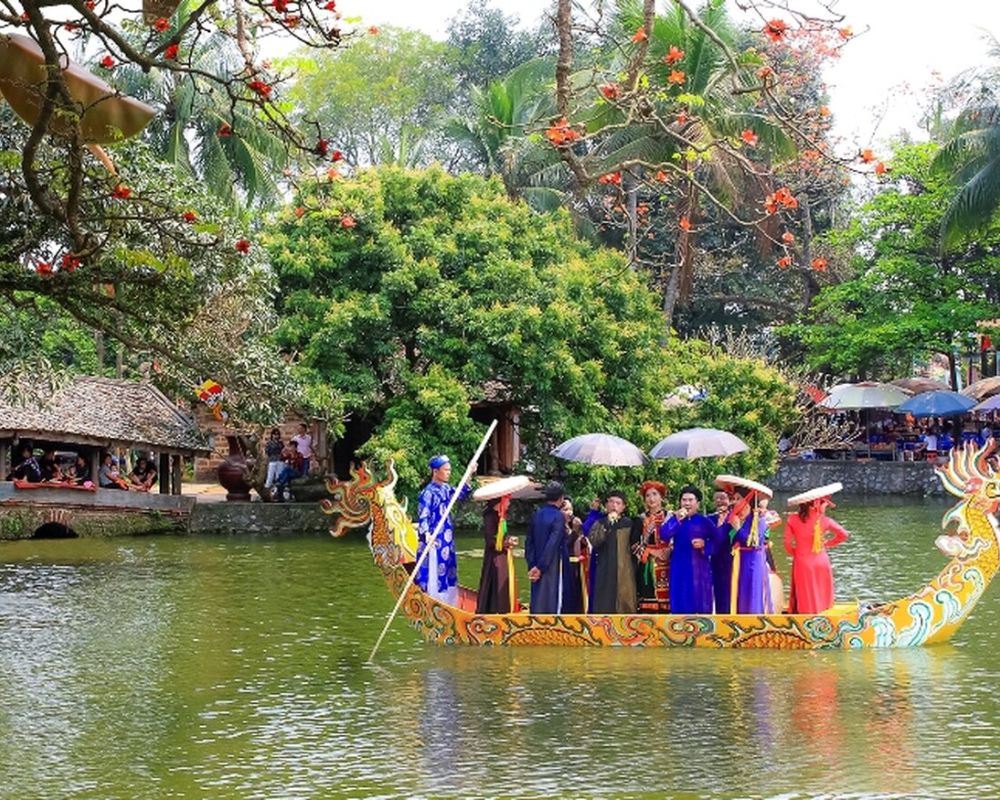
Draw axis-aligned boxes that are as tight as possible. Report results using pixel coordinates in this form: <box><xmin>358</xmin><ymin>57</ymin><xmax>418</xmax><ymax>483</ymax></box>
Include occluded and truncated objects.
<box><xmin>784</xmin><ymin>143</ymin><xmax>1000</xmax><ymax>385</ymax></box>
<box><xmin>288</xmin><ymin>27</ymin><xmax>459</xmax><ymax>167</ymax></box>
<box><xmin>265</xmin><ymin>166</ymin><xmax>796</xmax><ymax>496</ymax></box>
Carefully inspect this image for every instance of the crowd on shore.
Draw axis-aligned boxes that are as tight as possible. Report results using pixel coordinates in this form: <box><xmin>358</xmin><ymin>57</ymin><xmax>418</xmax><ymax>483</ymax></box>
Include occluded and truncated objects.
<box><xmin>5</xmin><ymin>444</ymin><xmax>158</xmax><ymax>491</ymax></box>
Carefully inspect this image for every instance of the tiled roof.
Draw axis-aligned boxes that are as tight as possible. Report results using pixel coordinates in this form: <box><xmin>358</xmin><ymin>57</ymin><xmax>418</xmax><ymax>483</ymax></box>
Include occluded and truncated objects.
<box><xmin>0</xmin><ymin>376</ymin><xmax>209</xmax><ymax>453</ymax></box>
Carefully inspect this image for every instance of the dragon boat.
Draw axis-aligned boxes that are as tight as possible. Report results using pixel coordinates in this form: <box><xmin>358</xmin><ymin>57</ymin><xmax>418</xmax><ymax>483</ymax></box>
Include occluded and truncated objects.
<box><xmin>322</xmin><ymin>442</ymin><xmax>1000</xmax><ymax>648</ymax></box>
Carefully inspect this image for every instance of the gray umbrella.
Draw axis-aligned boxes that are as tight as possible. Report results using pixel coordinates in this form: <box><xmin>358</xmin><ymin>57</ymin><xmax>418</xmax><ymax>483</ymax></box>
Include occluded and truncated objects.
<box><xmin>648</xmin><ymin>427</ymin><xmax>749</xmax><ymax>459</ymax></box>
<box><xmin>551</xmin><ymin>433</ymin><xmax>648</xmax><ymax>466</ymax></box>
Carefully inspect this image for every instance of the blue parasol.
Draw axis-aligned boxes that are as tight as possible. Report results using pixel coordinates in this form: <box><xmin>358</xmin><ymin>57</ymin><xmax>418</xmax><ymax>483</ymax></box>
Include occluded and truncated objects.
<box><xmin>897</xmin><ymin>390</ymin><xmax>977</xmax><ymax>418</ymax></box>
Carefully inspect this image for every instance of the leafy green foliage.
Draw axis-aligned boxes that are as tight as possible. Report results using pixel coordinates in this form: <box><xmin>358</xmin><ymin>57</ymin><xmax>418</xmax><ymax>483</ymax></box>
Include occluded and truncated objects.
<box><xmin>784</xmin><ymin>143</ymin><xmax>1000</xmax><ymax>380</ymax></box>
<box><xmin>266</xmin><ymin>167</ymin><xmax>796</xmax><ymax>498</ymax></box>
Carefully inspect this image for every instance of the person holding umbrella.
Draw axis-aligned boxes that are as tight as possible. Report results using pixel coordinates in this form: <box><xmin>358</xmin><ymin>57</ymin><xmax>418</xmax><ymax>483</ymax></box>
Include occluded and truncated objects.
<box><xmin>472</xmin><ymin>476</ymin><xmax>531</xmax><ymax>614</ymax></box>
<box><xmin>784</xmin><ymin>482</ymin><xmax>850</xmax><ymax>614</ymax></box>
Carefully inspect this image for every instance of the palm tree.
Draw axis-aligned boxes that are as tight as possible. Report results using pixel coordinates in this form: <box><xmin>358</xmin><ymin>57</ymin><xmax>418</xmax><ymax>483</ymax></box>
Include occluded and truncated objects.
<box><xmin>108</xmin><ymin>1</ymin><xmax>287</xmax><ymax>208</ymax></box>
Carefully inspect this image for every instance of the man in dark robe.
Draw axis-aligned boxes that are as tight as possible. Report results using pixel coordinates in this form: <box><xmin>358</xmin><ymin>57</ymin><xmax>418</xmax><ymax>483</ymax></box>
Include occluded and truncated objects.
<box><xmin>525</xmin><ymin>481</ymin><xmax>568</xmax><ymax>613</ymax></box>
<box><xmin>708</xmin><ymin>489</ymin><xmax>733</xmax><ymax>613</ymax></box>
<box><xmin>587</xmin><ymin>491</ymin><xmax>636</xmax><ymax>614</ymax></box>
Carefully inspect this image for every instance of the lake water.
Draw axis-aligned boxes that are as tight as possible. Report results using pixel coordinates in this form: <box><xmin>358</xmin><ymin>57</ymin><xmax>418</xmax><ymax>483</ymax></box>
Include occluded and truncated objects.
<box><xmin>2</xmin><ymin>499</ymin><xmax>999</xmax><ymax>799</ymax></box>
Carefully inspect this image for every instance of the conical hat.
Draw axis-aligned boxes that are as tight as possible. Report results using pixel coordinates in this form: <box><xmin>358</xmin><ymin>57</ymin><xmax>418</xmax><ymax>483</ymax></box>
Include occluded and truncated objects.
<box><xmin>714</xmin><ymin>474</ymin><xmax>773</xmax><ymax>499</ymax></box>
<box><xmin>786</xmin><ymin>482</ymin><xmax>843</xmax><ymax>508</ymax></box>
<box><xmin>473</xmin><ymin>475</ymin><xmax>534</xmax><ymax>501</ymax></box>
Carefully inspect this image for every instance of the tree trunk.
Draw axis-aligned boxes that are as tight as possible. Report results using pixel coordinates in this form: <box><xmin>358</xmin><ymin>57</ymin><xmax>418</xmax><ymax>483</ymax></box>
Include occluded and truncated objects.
<box><xmin>798</xmin><ymin>190</ymin><xmax>820</xmax><ymax>311</ymax></box>
<box><xmin>625</xmin><ymin>174</ymin><xmax>638</xmax><ymax>270</ymax></box>
<box><xmin>948</xmin><ymin>349</ymin><xmax>959</xmax><ymax>391</ymax></box>
<box><xmin>95</xmin><ymin>330</ymin><xmax>105</xmax><ymax>370</ymax></box>
<box><xmin>555</xmin><ymin>0</ymin><xmax>573</xmax><ymax>117</ymax></box>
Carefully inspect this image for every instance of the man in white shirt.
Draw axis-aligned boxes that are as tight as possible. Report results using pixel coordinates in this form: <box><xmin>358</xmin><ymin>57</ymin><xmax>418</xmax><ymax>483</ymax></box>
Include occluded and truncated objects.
<box><xmin>292</xmin><ymin>423</ymin><xmax>313</xmax><ymax>476</ymax></box>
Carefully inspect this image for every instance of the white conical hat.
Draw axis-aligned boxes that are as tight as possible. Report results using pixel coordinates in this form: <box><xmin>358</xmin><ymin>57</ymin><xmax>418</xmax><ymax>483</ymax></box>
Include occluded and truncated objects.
<box><xmin>786</xmin><ymin>482</ymin><xmax>843</xmax><ymax>508</ymax></box>
<box><xmin>473</xmin><ymin>475</ymin><xmax>534</xmax><ymax>501</ymax></box>
<box><xmin>714</xmin><ymin>474</ymin><xmax>773</xmax><ymax>499</ymax></box>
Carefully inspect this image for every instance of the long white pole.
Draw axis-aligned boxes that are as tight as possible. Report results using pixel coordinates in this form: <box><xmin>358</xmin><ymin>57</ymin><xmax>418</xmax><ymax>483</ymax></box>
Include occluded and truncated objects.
<box><xmin>367</xmin><ymin>419</ymin><xmax>498</xmax><ymax>663</ymax></box>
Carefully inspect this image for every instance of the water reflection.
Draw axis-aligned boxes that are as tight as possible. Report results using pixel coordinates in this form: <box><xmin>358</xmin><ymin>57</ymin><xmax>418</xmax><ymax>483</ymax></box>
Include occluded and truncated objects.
<box><xmin>2</xmin><ymin>500</ymin><xmax>1000</xmax><ymax>798</ymax></box>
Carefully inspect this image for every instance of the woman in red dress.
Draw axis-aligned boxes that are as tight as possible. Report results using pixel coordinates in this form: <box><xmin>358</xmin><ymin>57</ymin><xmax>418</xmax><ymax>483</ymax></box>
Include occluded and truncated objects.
<box><xmin>784</xmin><ymin>482</ymin><xmax>850</xmax><ymax>614</ymax></box>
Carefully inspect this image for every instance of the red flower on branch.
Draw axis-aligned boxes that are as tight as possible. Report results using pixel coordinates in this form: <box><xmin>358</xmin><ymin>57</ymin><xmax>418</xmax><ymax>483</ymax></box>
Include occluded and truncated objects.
<box><xmin>859</xmin><ymin>148</ymin><xmax>876</xmax><ymax>163</ymax></box>
<box><xmin>248</xmin><ymin>80</ymin><xmax>273</xmax><ymax>99</ymax></box>
<box><xmin>598</xmin><ymin>171</ymin><xmax>622</xmax><ymax>186</ymax></box>
<box><xmin>112</xmin><ymin>184</ymin><xmax>131</xmax><ymax>200</ymax></box>
<box><xmin>811</xmin><ymin>257</ymin><xmax>828</xmax><ymax>271</ymax></box>
<box><xmin>676</xmin><ymin>110</ymin><xmax>688</xmax><ymax>125</ymax></box>
<box><xmin>874</xmin><ymin>161</ymin><xmax>888</xmax><ymax>175</ymax></box>
<box><xmin>763</xmin><ymin>19</ymin><xmax>788</xmax><ymax>43</ymax></box>
<box><xmin>340</xmin><ymin>214</ymin><xmax>357</xmax><ymax>228</ymax></box>
<box><xmin>62</xmin><ymin>254</ymin><xmax>81</xmax><ymax>272</ymax></box>
<box><xmin>655</xmin><ymin>169</ymin><xmax>668</xmax><ymax>182</ymax></box>
<box><xmin>63</xmin><ymin>22</ymin><xmax>78</xmax><ymax>32</ymax></box>
<box><xmin>36</xmin><ymin>262</ymin><xmax>53</xmax><ymax>275</ymax></box>
<box><xmin>294</xmin><ymin>206</ymin><xmax>305</xmax><ymax>218</ymax></box>
<box><xmin>315</xmin><ymin>138</ymin><xmax>329</xmax><ymax>156</ymax></box>
<box><xmin>777</xmin><ymin>255</ymin><xmax>793</xmax><ymax>269</ymax></box>
<box><xmin>545</xmin><ymin>117</ymin><xmax>579</xmax><ymax>146</ymax></box>
<box><xmin>182</xmin><ymin>210</ymin><xmax>197</xmax><ymax>223</ymax></box>
<box><xmin>331</xmin><ymin>149</ymin><xmax>343</xmax><ymax>162</ymax></box>
<box><xmin>273</xmin><ymin>0</ymin><xmax>288</xmax><ymax>12</ymax></box>
<box><xmin>164</xmin><ymin>43</ymin><xmax>179</xmax><ymax>60</ymax></box>
<box><xmin>631</xmin><ymin>27</ymin><xmax>648</xmax><ymax>43</ymax></box>
<box><xmin>323</xmin><ymin>0</ymin><xmax>336</xmax><ymax>9</ymax></box>
<box><xmin>285</xmin><ymin>15</ymin><xmax>300</xmax><ymax>27</ymax></box>
<box><xmin>218</xmin><ymin>123</ymin><xmax>232</xmax><ymax>137</ymax></box>
<box><xmin>368</xmin><ymin>25</ymin><xmax>379</xmax><ymax>35</ymax></box>
<box><xmin>757</xmin><ymin>66</ymin><xmax>773</xmax><ymax>79</ymax></box>
<box><xmin>819</xmin><ymin>106</ymin><xmax>830</xmax><ymax>117</ymax></box>
<box><xmin>235</xmin><ymin>238</ymin><xmax>251</xmax><ymax>253</ymax></box>
<box><xmin>600</xmin><ymin>83</ymin><xmax>620</xmax><ymax>100</ymax></box>
<box><xmin>664</xmin><ymin>45</ymin><xmax>685</xmax><ymax>64</ymax></box>
<box><xmin>838</xmin><ymin>26</ymin><xmax>853</xmax><ymax>40</ymax></box>
<box><xmin>152</xmin><ymin>17</ymin><xmax>169</xmax><ymax>32</ymax></box>
<box><xmin>740</xmin><ymin>128</ymin><xmax>758</xmax><ymax>146</ymax></box>
<box><xmin>679</xmin><ymin>215</ymin><xmax>692</xmax><ymax>232</ymax></box>
<box><xmin>781</xmin><ymin>231</ymin><xmax>795</xmax><ymax>244</ymax></box>
<box><xmin>764</xmin><ymin>186</ymin><xmax>797</xmax><ymax>214</ymax></box>
<box><xmin>100</xmin><ymin>55</ymin><xmax>115</xmax><ymax>69</ymax></box>
<box><xmin>85</xmin><ymin>0</ymin><xmax>96</xmax><ymax>8</ymax></box>
<box><xmin>667</xmin><ymin>70</ymin><xmax>685</xmax><ymax>85</ymax></box>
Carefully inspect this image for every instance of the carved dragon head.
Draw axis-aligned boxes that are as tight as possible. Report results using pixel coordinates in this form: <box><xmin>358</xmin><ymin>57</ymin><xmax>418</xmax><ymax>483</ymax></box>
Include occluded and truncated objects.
<box><xmin>320</xmin><ymin>462</ymin><xmax>377</xmax><ymax>537</ymax></box>
<box><xmin>934</xmin><ymin>439</ymin><xmax>1000</xmax><ymax>555</ymax></box>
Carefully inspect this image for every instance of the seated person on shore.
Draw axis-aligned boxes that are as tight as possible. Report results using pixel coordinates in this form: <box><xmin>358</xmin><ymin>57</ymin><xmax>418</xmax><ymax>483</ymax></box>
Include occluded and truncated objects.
<box><xmin>129</xmin><ymin>457</ymin><xmax>158</xmax><ymax>492</ymax></box>
<box><xmin>274</xmin><ymin>440</ymin><xmax>304</xmax><ymax>500</ymax></box>
<box><xmin>8</xmin><ymin>445</ymin><xmax>42</xmax><ymax>483</ymax></box>
<box><xmin>65</xmin><ymin>454</ymin><xmax>92</xmax><ymax>486</ymax></box>
<box><xmin>98</xmin><ymin>454</ymin><xmax>129</xmax><ymax>489</ymax></box>
<box><xmin>39</xmin><ymin>450</ymin><xmax>62</xmax><ymax>482</ymax></box>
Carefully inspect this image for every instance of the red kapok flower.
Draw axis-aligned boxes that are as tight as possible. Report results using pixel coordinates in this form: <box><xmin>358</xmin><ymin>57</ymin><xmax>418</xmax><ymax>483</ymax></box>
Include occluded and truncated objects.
<box><xmin>545</xmin><ymin>117</ymin><xmax>579</xmax><ymax>146</ymax></box>
<box><xmin>757</xmin><ymin>65</ymin><xmax>773</xmax><ymax>79</ymax></box>
<box><xmin>284</xmin><ymin>15</ymin><xmax>300</xmax><ymax>27</ymax></box>
<box><xmin>818</xmin><ymin>106</ymin><xmax>831</xmax><ymax>117</ymax></box>
<box><xmin>631</xmin><ymin>26</ymin><xmax>648</xmax><ymax>43</ymax></box>
<box><xmin>182</xmin><ymin>210</ymin><xmax>197</xmax><ymax>223</ymax></box>
<box><xmin>600</xmin><ymin>83</ymin><xmax>620</xmax><ymax>100</ymax></box>
<box><xmin>315</xmin><ymin>138</ymin><xmax>329</xmax><ymax>156</ymax></box>
<box><xmin>235</xmin><ymin>238</ymin><xmax>251</xmax><ymax>253</ymax></box>
<box><xmin>664</xmin><ymin>45</ymin><xmax>684</xmax><ymax>64</ymax></box>
<box><xmin>331</xmin><ymin>149</ymin><xmax>343</xmax><ymax>162</ymax></box>
<box><xmin>61</xmin><ymin>254</ymin><xmax>81</xmax><ymax>272</ymax></box>
<box><xmin>781</xmin><ymin>231</ymin><xmax>795</xmax><ymax>244</ymax></box>
<box><xmin>655</xmin><ymin>169</ymin><xmax>668</xmax><ymax>182</ymax></box>
<box><xmin>85</xmin><ymin>0</ymin><xmax>96</xmax><ymax>8</ymax></box>
<box><xmin>153</xmin><ymin>17</ymin><xmax>169</xmax><ymax>32</ymax></box>
<box><xmin>874</xmin><ymin>161</ymin><xmax>888</xmax><ymax>175</ymax></box>
<box><xmin>811</xmin><ymin>257</ymin><xmax>828</xmax><ymax>271</ymax></box>
<box><xmin>679</xmin><ymin>215</ymin><xmax>692</xmax><ymax>232</ymax></box>
<box><xmin>248</xmin><ymin>79</ymin><xmax>272</xmax><ymax>98</ymax></box>
<box><xmin>164</xmin><ymin>43</ymin><xmax>179</xmax><ymax>60</ymax></box>
<box><xmin>340</xmin><ymin>214</ymin><xmax>356</xmax><ymax>228</ymax></box>
<box><xmin>368</xmin><ymin>25</ymin><xmax>379</xmax><ymax>35</ymax></box>
<box><xmin>740</xmin><ymin>128</ymin><xmax>758</xmax><ymax>146</ymax></box>
<box><xmin>763</xmin><ymin>19</ymin><xmax>788</xmax><ymax>43</ymax></box>
<box><xmin>273</xmin><ymin>0</ymin><xmax>288</xmax><ymax>12</ymax></box>
<box><xmin>323</xmin><ymin>0</ymin><xmax>336</xmax><ymax>9</ymax></box>
<box><xmin>859</xmin><ymin>148</ymin><xmax>876</xmax><ymax>163</ymax></box>
<box><xmin>838</xmin><ymin>26</ymin><xmax>853</xmax><ymax>40</ymax></box>
<box><xmin>112</xmin><ymin>184</ymin><xmax>131</xmax><ymax>200</ymax></box>
<box><xmin>100</xmin><ymin>55</ymin><xmax>115</xmax><ymax>69</ymax></box>
<box><xmin>667</xmin><ymin>69</ymin><xmax>686</xmax><ymax>85</ymax></box>
<box><xmin>294</xmin><ymin>206</ymin><xmax>305</xmax><ymax>218</ymax></box>
<box><xmin>326</xmin><ymin>167</ymin><xmax>340</xmax><ymax>180</ymax></box>
<box><xmin>63</xmin><ymin>22</ymin><xmax>78</xmax><ymax>32</ymax></box>
<box><xmin>777</xmin><ymin>255</ymin><xmax>793</xmax><ymax>269</ymax></box>
<box><xmin>217</xmin><ymin>123</ymin><xmax>232</xmax><ymax>137</ymax></box>
<box><xmin>676</xmin><ymin>110</ymin><xmax>688</xmax><ymax>125</ymax></box>
<box><xmin>36</xmin><ymin>262</ymin><xmax>53</xmax><ymax>275</ymax></box>
<box><xmin>598</xmin><ymin>171</ymin><xmax>622</xmax><ymax>186</ymax></box>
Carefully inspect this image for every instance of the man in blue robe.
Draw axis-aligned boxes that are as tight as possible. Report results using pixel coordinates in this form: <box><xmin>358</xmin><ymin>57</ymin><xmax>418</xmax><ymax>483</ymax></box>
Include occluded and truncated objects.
<box><xmin>659</xmin><ymin>485</ymin><xmax>714</xmax><ymax>614</ymax></box>
<box><xmin>416</xmin><ymin>455</ymin><xmax>471</xmax><ymax>607</ymax></box>
<box><xmin>525</xmin><ymin>481</ymin><xmax>568</xmax><ymax>613</ymax></box>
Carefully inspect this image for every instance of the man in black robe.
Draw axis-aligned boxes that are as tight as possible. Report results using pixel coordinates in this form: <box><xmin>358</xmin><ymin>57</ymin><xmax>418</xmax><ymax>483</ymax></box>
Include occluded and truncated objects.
<box><xmin>587</xmin><ymin>491</ymin><xmax>636</xmax><ymax>614</ymax></box>
<box><xmin>525</xmin><ymin>481</ymin><xmax>568</xmax><ymax>613</ymax></box>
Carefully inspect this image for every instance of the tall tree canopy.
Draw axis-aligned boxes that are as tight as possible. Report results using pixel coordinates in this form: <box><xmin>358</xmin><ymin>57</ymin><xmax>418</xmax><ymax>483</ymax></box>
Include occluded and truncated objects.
<box><xmin>265</xmin><ymin>166</ymin><xmax>796</xmax><ymax>494</ymax></box>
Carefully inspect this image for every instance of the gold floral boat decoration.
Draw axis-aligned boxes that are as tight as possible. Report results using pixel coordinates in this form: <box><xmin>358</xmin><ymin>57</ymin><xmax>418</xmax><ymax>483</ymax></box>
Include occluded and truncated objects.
<box><xmin>322</xmin><ymin>442</ymin><xmax>1000</xmax><ymax>648</ymax></box>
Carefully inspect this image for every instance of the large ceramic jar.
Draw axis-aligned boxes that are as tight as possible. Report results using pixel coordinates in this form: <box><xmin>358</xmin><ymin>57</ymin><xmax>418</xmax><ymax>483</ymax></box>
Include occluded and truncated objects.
<box><xmin>217</xmin><ymin>436</ymin><xmax>252</xmax><ymax>502</ymax></box>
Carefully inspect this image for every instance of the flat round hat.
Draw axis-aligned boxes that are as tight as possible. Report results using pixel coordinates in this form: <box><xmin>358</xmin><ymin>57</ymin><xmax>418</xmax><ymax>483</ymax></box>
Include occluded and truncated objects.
<box><xmin>786</xmin><ymin>482</ymin><xmax>843</xmax><ymax>508</ymax></box>
<box><xmin>714</xmin><ymin>474</ymin><xmax>773</xmax><ymax>499</ymax></box>
<box><xmin>473</xmin><ymin>475</ymin><xmax>533</xmax><ymax>501</ymax></box>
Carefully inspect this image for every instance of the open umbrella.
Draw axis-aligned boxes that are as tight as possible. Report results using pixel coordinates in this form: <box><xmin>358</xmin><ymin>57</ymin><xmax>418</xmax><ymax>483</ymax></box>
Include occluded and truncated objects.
<box><xmin>974</xmin><ymin>395</ymin><xmax>1000</xmax><ymax>413</ymax></box>
<box><xmin>820</xmin><ymin>381</ymin><xmax>910</xmax><ymax>410</ymax></box>
<box><xmin>551</xmin><ymin>433</ymin><xmax>648</xmax><ymax>466</ymax></box>
<box><xmin>961</xmin><ymin>376</ymin><xmax>1000</xmax><ymax>402</ymax></box>
<box><xmin>897</xmin><ymin>390</ymin><xmax>976</xmax><ymax>418</ymax></box>
<box><xmin>648</xmin><ymin>428</ymin><xmax>749</xmax><ymax>459</ymax></box>
<box><xmin>890</xmin><ymin>377</ymin><xmax>950</xmax><ymax>395</ymax></box>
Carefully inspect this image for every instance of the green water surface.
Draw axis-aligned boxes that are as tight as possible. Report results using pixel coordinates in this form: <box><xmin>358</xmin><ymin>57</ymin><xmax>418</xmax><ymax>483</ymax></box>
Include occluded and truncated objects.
<box><xmin>1</xmin><ymin>501</ymin><xmax>999</xmax><ymax>799</ymax></box>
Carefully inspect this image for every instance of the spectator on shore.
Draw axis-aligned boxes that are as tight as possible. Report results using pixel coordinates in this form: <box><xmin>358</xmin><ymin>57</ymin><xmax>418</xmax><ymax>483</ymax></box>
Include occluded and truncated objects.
<box><xmin>66</xmin><ymin>454</ymin><xmax>92</xmax><ymax>486</ymax></box>
<box><xmin>39</xmin><ymin>450</ymin><xmax>62</xmax><ymax>482</ymax></box>
<box><xmin>99</xmin><ymin>454</ymin><xmax>128</xmax><ymax>490</ymax></box>
<box><xmin>263</xmin><ymin>428</ymin><xmax>284</xmax><ymax>491</ymax></box>
<box><xmin>129</xmin><ymin>457</ymin><xmax>158</xmax><ymax>492</ymax></box>
<box><xmin>291</xmin><ymin>423</ymin><xmax>313</xmax><ymax>477</ymax></box>
<box><xmin>7</xmin><ymin>445</ymin><xmax>41</xmax><ymax>483</ymax></box>
<box><xmin>274</xmin><ymin>440</ymin><xmax>304</xmax><ymax>501</ymax></box>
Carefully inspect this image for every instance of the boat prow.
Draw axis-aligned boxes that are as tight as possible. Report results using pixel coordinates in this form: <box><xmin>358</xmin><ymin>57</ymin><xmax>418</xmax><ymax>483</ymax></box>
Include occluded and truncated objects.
<box><xmin>325</xmin><ymin>443</ymin><xmax>1000</xmax><ymax>649</ymax></box>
